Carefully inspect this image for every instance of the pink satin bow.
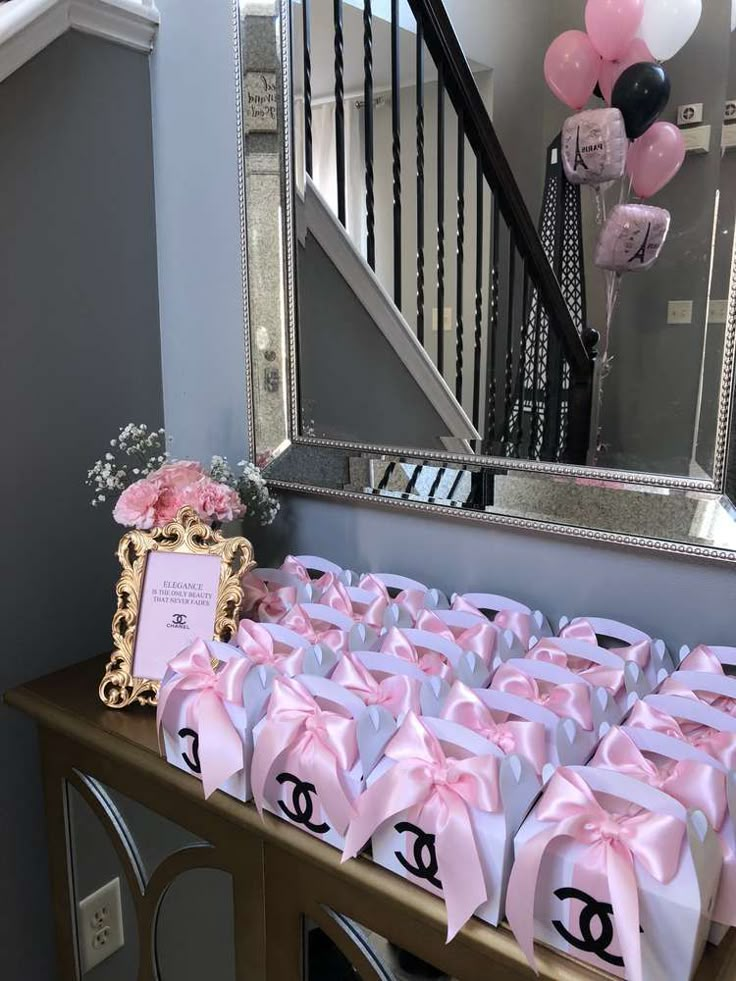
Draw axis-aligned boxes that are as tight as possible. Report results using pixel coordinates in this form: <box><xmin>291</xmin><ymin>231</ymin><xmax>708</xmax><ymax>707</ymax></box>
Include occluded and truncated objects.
<box><xmin>527</xmin><ymin>640</ymin><xmax>626</xmax><ymax>695</ymax></box>
<box><xmin>440</xmin><ymin>682</ymin><xmax>547</xmax><ymax>775</ymax></box>
<box><xmin>279</xmin><ymin>604</ymin><xmax>350</xmax><ymax>655</ymax></box>
<box><xmin>343</xmin><ymin>712</ymin><xmax>501</xmax><ymax>940</ymax></box>
<box><xmin>258</xmin><ymin>587</ymin><xmax>298</xmax><ymax>623</ymax></box>
<box><xmin>415</xmin><ymin>611</ymin><xmax>498</xmax><ymax>666</ymax></box>
<box><xmin>591</xmin><ymin>727</ymin><xmax>727</xmax><ymax>829</ymax></box>
<box><xmin>560</xmin><ymin>620</ymin><xmax>651</xmax><ymax>670</ymax></box>
<box><xmin>491</xmin><ymin>663</ymin><xmax>593</xmax><ymax>730</ymax></box>
<box><xmin>241</xmin><ymin>572</ymin><xmax>269</xmax><ymax>614</ymax></box>
<box><xmin>250</xmin><ymin>676</ymin><xmax>358</xmax><ymax>833</ymax></box>
<box><xmin>235</xmin><ymin>620</ymin><xmax>303</xmax><ymax>676</ymax></box>
<box><xmin>280</xmin><ymin>555</ymin><xmax>312</xmax><ymax>582</ymax></box>
<box><xmin>318</xmin><ymin>578</ymin><xmax>354</xmax><ymax>616</ymax></box>
<box><xmin>678</xmin><ymin>645</ymin><xmax>724</xmax><ymax>674</ymax></box>
<box><xmin>331</xmin><ymin>654</ymin><xmax>421</xmax><ymax>718</ymax></box>
<box><xmin>380</xmin><ymin>628</ymin><xmax>453</xmax><ymax>679</ymax></box>
<box><xmin>156</xmin><ymin>640</ymin><xmax>249</xmax><ymax>799</ymax></box>
<box><xmin>627</xmin><ymin>700</ymin><xmax>736</xmax><ymax>771</ymax></box>
<box><xmin>451</xmin><ymin>596</ymin><xmax>536</xmax><ymax>648</ymax></box>
<box><xmin>506</xmin><ymin>767</ymin><xmax>685</xmax><ymax>981</ymax></box>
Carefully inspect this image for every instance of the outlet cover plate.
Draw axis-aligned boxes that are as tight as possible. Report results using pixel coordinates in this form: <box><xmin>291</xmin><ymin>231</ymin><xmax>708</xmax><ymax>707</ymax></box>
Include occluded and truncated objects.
<box><xmin>668</xmin><ymin>300</ymin><xmax>693</xmax><ymax>325</ymax></box>
<box><xmin>78</xmin><ymin>878</ymin><xmax>124</xmax><ymax>973</ymax></box>
<box><xmin>709</xmin><ymin>299</ymin><xmax>729</xmax><ymax>324</ymax></box>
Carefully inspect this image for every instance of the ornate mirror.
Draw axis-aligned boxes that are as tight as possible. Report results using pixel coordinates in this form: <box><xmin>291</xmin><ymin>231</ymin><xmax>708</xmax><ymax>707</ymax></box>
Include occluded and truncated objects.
<box><xmin>236</xmin><ymin>0</ymin><xmax>736</xmax><ymax>560</ymax></box>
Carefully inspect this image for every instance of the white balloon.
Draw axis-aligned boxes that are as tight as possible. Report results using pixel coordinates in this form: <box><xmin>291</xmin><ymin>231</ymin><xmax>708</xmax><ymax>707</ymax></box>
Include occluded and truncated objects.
<box><xmin>637</xmin><ymin>0</ymin><xmax>702</xmax><ymax>60</ymax></box>
<box><xmin>732</xmin><ymin>0</ymin><xmax>736</xmax><ymax>32</ymax></box>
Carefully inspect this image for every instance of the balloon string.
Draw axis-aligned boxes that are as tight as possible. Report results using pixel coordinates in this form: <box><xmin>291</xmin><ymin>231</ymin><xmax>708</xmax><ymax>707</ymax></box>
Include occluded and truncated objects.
<box><xmin>593</xmin><ymin>184</ymin><xmax>606</xmax><ymax>226</ymax></box>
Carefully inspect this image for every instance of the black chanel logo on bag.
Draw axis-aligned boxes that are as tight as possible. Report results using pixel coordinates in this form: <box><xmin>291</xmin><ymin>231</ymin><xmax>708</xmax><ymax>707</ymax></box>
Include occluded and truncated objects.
<box><xmin>552</xmin><ymin>886</ymin><xmax>641</xmax><ymax>967</ymax></box>
<box><xmin>276</xmin><ymin>773</ymin><xmax>330</xmax><ymax>834</ymax></box>
<box><xmin>394</xmin><ymin>822</ymin><xmax>443</xmax><ymax>889</ymax></box>
<box><xmin>177</xmin><ymin>727</ymin><xmax>201</xmax><ymax>774</ymax></box>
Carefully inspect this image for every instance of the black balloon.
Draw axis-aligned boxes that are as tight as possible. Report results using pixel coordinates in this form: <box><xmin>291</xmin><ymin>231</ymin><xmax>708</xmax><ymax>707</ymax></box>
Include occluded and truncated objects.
<box><xmin>612</xmin><ymin>62</ymin><xmax>671</xmax><ymax>140</ymax></box>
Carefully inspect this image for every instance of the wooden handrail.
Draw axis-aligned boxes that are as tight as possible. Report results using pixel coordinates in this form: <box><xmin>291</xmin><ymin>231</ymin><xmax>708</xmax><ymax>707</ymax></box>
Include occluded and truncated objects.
<box><xmin>406</xmin><ymin>0</ymin><xmax>592</xmax><ymax>381</ymax></box>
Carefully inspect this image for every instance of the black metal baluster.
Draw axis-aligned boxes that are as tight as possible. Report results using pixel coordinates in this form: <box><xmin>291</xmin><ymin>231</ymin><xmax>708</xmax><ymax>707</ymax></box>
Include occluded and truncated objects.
<box><xmin>455</xmin><ymin>112</ymin><xmax>465</xmax><ymax>403</ymax></box>
<box><xmin>404</xmin><ymin>463</ymin><xmax>423</xmax><ymax>497</ymax></box>
<box><xmin>333</xmin><ymin>0</ymin><xmax>346</xmax><ymax>226</ymax></box>
<box><xmin>436</xmin><ymin>66</ymin><xmax>445</xmax><ymax>377</ymax></box>
<box><xmin>428</xmin><ymin>466</ymin><xmax>446</xmax><ymax>499</ymax></box>
<box><xmin>391</xmin><ymin>0</ymin><xmax>401</xmax><ymax>307</ymax></box>
<box><xmin>502</xmin><ymin>235</ymin><xmax>516</xmax><ymax>447</ymax></box>
<box><xmin>511</xmin><ymin>264</ymin><xmax>531</xmax><ymax>456</ymax></box>
<box><xmin>483</xmin><ymin>195</ymin><xmax>500</xmax><ymax>454</ymax></box>
<box><xmin>363</xmin><ymin>0</ymin><xmax>375</xmax><ymax>269</ymax></box>
<box><xmin>529</xmin><ymin>291</ymin><xmax>543</xmax><ymax>460</ymax></box>
<box><xmin>472</xmin><ymin>156</ymin><xmax>483</xmax><ymax>437</ymax></box>
<box><xmin>416</xmin><ymin>23</ymin><xmax>425</xmax><ymax>343</ymax></box>
<box><xmin>447</xmin><ymin>467</ymin><xmax>465</xmax><ymax>502</ymax></box>
<box><xmin>377</xmin><ymin>460</ymin><xmax>396</xmax><ymax>492</ymax></box>
<box><xmin>302</xmin><ymin>0</ymin><xmax>313</xmax><ymax>178</ymax></box>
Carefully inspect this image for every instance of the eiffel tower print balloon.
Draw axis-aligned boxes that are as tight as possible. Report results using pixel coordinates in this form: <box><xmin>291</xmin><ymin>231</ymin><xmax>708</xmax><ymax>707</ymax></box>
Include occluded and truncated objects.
<box><xmin>561</xmin><ymin>108</ymin><xmax>628</xmax><ymax>186</ymax></box>
<box><xmin>594</xmin><ymin>203</ymin><xmax>671</xmax><ymax>272</ymax></box>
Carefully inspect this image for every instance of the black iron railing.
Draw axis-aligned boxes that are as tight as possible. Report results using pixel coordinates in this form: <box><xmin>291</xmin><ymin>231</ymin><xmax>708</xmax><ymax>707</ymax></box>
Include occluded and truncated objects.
<box><xmin>296</xmin><ymin>0</ymin><xmax>596</xmax><ymax>465</ymax></box>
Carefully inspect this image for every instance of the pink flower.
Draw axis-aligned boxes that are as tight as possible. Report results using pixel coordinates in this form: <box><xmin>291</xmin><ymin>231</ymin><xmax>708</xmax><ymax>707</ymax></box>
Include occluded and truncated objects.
<box><xmin>112</xmin><ymin>459</ymin><xmax>245</xmax><ymax>530</ymax></box>
<box><xmin>113</xmin><ymin>478</ymin><xmax>162</xmax><ymax>530</ymax></box>
<box><xmin>152</xmin><ymin>460</ymin><xmax>207</xmax><ymax>524</ymax></box>
<box><xmin>197</xmin><ymin>478</ymin><xmax>244</xmax><ymax>523</ymax></box>
<box><xmin>155</xmin><ymin>460</ymin><xmax>205</xmax><ymax>489</ymax></box>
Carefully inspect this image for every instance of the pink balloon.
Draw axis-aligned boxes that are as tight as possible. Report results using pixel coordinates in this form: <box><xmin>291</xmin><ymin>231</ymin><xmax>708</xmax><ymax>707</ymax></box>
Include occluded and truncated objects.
<box><xmin>586</xmin><ymin>0</ymin><xmax>645</xmax><ymax>61</ymax></box>
<box><xmin>544</xmin><ymin>31</ymin><xmax>602</xmax><ymax>111</ymax></box>
<box><xmin>627</xmin><ymin>122</ymin><xmax>686</xmax><ymax>198</ymax></box>
<box><xmin>599</xmin><ymin>37</ymin><xmax>654</xmax><ymax>103</ymax></box>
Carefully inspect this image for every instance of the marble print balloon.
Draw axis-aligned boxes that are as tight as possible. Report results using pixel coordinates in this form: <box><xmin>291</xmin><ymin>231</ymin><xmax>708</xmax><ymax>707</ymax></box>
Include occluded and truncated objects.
<box><xmin>594</xmin><ymin>203</ymin><xmax>671</xmax><ymax>272</ymax></box>
<box><xmin>637</xmin><ymin>0</ymin><xmax>702</xmax><ymax>61</ymax></box>
<box><xmin>561</xmin><ymin>108</ymin><xmax>628</xmax><ymax>185</ymax></box>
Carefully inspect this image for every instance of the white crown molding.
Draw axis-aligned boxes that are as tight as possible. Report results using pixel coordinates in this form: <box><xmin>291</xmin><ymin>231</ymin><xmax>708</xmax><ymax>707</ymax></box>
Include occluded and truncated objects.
<box><xmin>0</xmin><ymin>0</ymin><xmax>159</xmax><ymax>84</ymax></box>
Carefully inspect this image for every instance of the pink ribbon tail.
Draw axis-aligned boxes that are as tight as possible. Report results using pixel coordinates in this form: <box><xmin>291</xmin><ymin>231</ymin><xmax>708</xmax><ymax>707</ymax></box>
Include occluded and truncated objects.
<box><xmin>196</xmin><ymin>689</ymin><xmax>244</xmax><ymax>799</ymax></box>
<box><xmin>250</xmin><ymin>718</ymin><xmax>302</xmax><ymax>817</ymax></box>
<box><xmin>431</xmin><ymin>792</ymin><xmax>488</xmax><ymax>941</ymax></box>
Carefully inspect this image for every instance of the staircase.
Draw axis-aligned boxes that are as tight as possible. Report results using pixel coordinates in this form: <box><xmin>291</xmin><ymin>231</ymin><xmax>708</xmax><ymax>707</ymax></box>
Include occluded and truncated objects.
<box><xmin>294</xmin><ymin>0</ymin><xmax>596</xmax><ymax>467</ymax></box>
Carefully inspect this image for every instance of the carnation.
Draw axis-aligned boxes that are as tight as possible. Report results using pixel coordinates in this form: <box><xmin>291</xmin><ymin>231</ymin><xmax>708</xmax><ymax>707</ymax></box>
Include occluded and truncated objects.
<box><xmin>113</xmin><ymin>478</ymin><xmax>162</xmax><ymax>530</ymax></box>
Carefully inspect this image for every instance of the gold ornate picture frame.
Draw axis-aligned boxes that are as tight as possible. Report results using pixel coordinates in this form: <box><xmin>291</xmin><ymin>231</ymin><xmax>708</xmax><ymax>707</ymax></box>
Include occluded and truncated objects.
<box><xmin>100</xmin><ymin>506</ymin><xmax>255</xmax><ymax>709</ymax></box>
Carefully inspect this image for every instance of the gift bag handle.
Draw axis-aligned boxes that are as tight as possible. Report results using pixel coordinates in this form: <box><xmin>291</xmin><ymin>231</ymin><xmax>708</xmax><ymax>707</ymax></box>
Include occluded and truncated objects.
<box><xmin>643</xmin><ymin>694</ymin><xmax>736</xmax><ymax>733</ymax></box>
<box><xmin>352</xmin><ymin>650</ymin><xmax>429</xmax><ymax>682</ymax></box>
<box><xmin>566</xmin><ymin>765</ymin><xmax>687</xmax><ymax>820</ymax></box>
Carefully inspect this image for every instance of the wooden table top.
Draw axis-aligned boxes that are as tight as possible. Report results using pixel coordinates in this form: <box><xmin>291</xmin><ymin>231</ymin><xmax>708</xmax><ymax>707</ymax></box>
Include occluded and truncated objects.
<box><xmin>7</xmin><ymin>655</ymin><xmax>736</xmax><ymax>981</ymax></box>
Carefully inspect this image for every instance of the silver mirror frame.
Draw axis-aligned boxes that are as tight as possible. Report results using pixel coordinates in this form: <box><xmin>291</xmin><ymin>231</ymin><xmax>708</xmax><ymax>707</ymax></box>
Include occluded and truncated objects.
<box><xmin>234</xmin><ymin>0</ymin><xmax>736</xmax><ymax>563</ymax></box>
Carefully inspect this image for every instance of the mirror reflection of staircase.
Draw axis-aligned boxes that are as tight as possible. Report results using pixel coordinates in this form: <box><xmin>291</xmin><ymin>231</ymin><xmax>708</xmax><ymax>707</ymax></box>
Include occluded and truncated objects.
<box><xmin>293</xmin><ymin>0</ymin><xmax>597</xmax><ymax>479</ymax></box>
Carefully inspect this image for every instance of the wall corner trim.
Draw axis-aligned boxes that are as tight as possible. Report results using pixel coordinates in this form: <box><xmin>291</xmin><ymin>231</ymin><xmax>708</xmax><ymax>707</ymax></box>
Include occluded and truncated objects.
<box><xmin>0</xmin><ymin>0</ymin><xmax>159</xmax><ymax>83</ymax></box>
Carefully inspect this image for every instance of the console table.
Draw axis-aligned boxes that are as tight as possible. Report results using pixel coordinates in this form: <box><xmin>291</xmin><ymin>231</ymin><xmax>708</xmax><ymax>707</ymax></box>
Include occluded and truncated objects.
<box><xmin>8</xmin><ymin>656</ymin><xmax>736</xmax><ymax>980</ymax></box>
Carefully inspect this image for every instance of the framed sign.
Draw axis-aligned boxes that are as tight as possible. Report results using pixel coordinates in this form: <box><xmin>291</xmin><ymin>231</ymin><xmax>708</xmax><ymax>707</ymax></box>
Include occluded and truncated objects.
<box><xmin>244</xmin><ymin>71</ymin><xmax>278</xmax><ymax>132</ymax></box>
<box><xmin>100</xmin><ymin>507</ymin><xmax>254</xmax><ymax>709</ymax></box>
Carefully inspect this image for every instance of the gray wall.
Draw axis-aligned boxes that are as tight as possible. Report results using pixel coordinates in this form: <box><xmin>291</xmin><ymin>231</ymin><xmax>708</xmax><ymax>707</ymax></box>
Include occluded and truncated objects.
<box><xmin>299</xmin><ymin>235</ymin><xmax>452</xmax><ymax>448</ymax></box>
<box><xmin>151</xmin><ymin>0</ymin><xmax>250</xmax><ymax>466</ymax></box>
<box><xmin>253</xmin><ymin>493</ymin><xmax>736</xmax><ymax>651</ymax></box>
<box><xmin>0</xmin><ymin>31</ymin><xmax>163</xmax><ymax>980</ymax></box>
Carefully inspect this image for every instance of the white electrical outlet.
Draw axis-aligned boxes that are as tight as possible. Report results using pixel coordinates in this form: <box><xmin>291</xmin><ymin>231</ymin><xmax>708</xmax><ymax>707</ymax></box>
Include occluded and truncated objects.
<box><xmin>432</xmin><ymin>307</ymin><xmax>453</xmax><ymax>332</ymax></box>
<box><xmin>677</xmin><ymin>102</ymin><xmax>703</xmax><ymax>126</ymax></box>
<box><xmin>78</xmin><ymin>878</ymin><xmax>124</xmax><ymax>973</ymax></box>
<box><xmin>709</xmin><ymin>299</ymin><xmax>729</xmax><ymax>324</ymax></box>
<box><xmin>667</xmin><ymin>300</ymin><xmax>693</xmax><ymax>325</ymax></box>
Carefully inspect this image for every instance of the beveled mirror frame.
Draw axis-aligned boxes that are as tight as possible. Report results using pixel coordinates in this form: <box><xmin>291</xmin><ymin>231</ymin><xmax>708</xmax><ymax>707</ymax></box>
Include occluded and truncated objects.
<box><xmin>234</xmin><ymin>0</ymin><xmax>736</xmax><ymax>562</ymax></box>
